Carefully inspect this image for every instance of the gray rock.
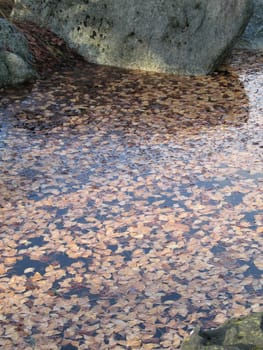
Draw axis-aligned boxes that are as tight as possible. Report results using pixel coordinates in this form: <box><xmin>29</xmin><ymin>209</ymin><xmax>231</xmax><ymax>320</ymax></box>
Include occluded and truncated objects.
<box><xmin>0</xmin><ymin>18</ymin><xmax>33</xmax><ymax>63</ymax></box>
<box><xmin>238</xmin><ymin>0</ymin><xmax>263</xmax><ymax>49</ymax></box>
<box><xmin>181</xmin><ymin>312</ymin><xmax>263</xmax><ymax>350</ymax></box>
<box><xmin>0</xmin><ymin>51</ymin><xmax>36</xmax><ymax>87</ymax></box>
<box><xmin>0</xmin><ymin>18</ymin><xmax>36</xmax><ymax>87</ymax></box>
<box><xmin>12</xmin><ymin>0</ymin><xmax>253</xmax><ymax>75</ymax></box>
<box><xmin>0</xmin><ymin>59</ymin><xmax>9</xmax><ymax>83</ymax></box>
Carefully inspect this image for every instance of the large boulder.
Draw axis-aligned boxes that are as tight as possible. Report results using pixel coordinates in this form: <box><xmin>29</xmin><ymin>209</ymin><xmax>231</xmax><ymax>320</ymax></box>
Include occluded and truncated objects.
<box><xmin>238</xmin><ymin>0</ymin><xmax>263</xmax><ymax>49</ymax></box>
<box><xmin>0</xmin><ymin>17</ymin><xmax>36</xmax><ymax>87</ymax></box>
<box><xmin>181</xmin><ymin>313</ymin><xmax>263</xmax><ymax>350</ymax></box>
<box><xmin>12</xmin><ymin>0</ymin><xmax>253</xmax><ymax>75</ymax></box>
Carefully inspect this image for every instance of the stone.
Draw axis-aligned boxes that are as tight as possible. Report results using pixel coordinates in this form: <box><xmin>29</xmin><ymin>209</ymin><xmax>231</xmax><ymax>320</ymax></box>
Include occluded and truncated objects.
<box><xmin>12</xmin><ymin>0</ymin><xmax>253</xmax><ymax>75</ymax></box>
<box><xmin>0</xmin><ymin>18</ymin><xmax>36</xmax><ymax>87</ymax></box>
<box><xmin>0</xmin><ymin>51</ymin><xmax>36</xmax><ymax>86</ymax></box>
<box><xmin>181</xmin><ymin>312</ymin><xmax>263</xmax><ymax>350</ymax></box>
<box><xmin>237</xmin><ymin>0</ymin><xmax>263</xmax><ymax>49</ymax></box>
<box><xmin>0</xmin><ymin>59</ymin><xmax>9</xmax><ymax>83</ymax></box>
<box><xmin>0</xmin><ymin>17</ymin><xmax>33</xmax><ymax>64</ymax></box>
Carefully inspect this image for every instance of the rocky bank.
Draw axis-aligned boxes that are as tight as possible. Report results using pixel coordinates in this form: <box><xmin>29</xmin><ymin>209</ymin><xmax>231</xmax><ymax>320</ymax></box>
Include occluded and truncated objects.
<box><xmin>12</xmin><ymin>0</ymin><xmax>254</xmax><ymax>75</ymax></box>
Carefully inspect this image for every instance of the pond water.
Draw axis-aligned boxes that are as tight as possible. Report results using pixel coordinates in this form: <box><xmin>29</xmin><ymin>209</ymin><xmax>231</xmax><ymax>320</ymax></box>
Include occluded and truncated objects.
<box><xmin>0</xmin><ymin>50</ymin><xmax>262</xmax><ymax>349</ymax></box>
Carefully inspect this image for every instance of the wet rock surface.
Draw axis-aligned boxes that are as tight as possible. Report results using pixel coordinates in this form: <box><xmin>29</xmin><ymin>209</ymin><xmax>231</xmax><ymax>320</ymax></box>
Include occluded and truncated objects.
<box><xmin>181</xmin><ymin>312</ymin><xmax>263</xmax><ymax>350</ymax></box>
<box><xmin>13</xmin><ymin>0</ymin><xmax>253</xmax><ymax>75</ymax></box>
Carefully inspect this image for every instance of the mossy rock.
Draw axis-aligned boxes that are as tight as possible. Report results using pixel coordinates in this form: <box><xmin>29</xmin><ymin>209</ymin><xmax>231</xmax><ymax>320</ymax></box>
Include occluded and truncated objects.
<box><xmin>0</xmin><ymin>17</ymin><xmax>33</xmax><ymax>63</ymax></box>
<box><xmin>0</xmin><ymin>17</ymin><xmax>36</xmax><ymax>86</ymax></box>
<box><xmin>181</xmin><ymin>313</ymin><xmax>263</xmax><ymax>350</ymax></box>
<box><xmin>0</xmin><ymin>51</ymin><xmax>36</xmax><ymax>86</ymax></box>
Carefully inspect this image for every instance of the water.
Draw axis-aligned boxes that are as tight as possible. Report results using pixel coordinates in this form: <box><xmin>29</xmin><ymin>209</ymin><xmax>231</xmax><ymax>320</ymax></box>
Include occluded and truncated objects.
<box><xmin>0</xmin><ymin>50</ymin><xmax>262</xmax><ymax>349</ymax></box>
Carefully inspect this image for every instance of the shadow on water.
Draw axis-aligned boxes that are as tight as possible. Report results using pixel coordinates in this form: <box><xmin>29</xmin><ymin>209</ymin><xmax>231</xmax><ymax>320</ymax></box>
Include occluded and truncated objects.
<box><xmin>0</xmin><ymin>59</ymin><xmax>250</xmax><ymax>205</ymax></box>
<box><xmin>0</xmin><ymin>59</ymin><xmax>249</xmax><ymax>138</ymax></box>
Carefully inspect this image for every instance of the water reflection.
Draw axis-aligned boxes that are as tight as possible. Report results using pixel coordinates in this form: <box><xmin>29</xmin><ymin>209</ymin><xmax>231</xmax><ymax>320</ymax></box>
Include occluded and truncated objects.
<box><xmin>1</xmin><ymin>57</ymin><xmax>249</xmax><ymax>138</ymax></box>
<box><xmin>0</xmin><ymin>51</ymin><xmax>262</xmax><ymax>349</ymax></box>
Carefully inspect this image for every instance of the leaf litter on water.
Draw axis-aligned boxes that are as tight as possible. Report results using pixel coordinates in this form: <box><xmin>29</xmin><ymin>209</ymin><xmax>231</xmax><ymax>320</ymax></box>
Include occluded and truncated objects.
<box><xmin>0</xmin><ymin>49</ymin><xmax>262</xmax><ymax>349</ymax></box>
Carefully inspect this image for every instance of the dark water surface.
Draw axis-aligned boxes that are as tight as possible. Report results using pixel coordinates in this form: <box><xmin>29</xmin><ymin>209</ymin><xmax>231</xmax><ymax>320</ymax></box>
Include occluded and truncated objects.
<box><xmin>0</xmin><ymin>50</ymin><xmax>262</xmax><ymax>349</ymax></box>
